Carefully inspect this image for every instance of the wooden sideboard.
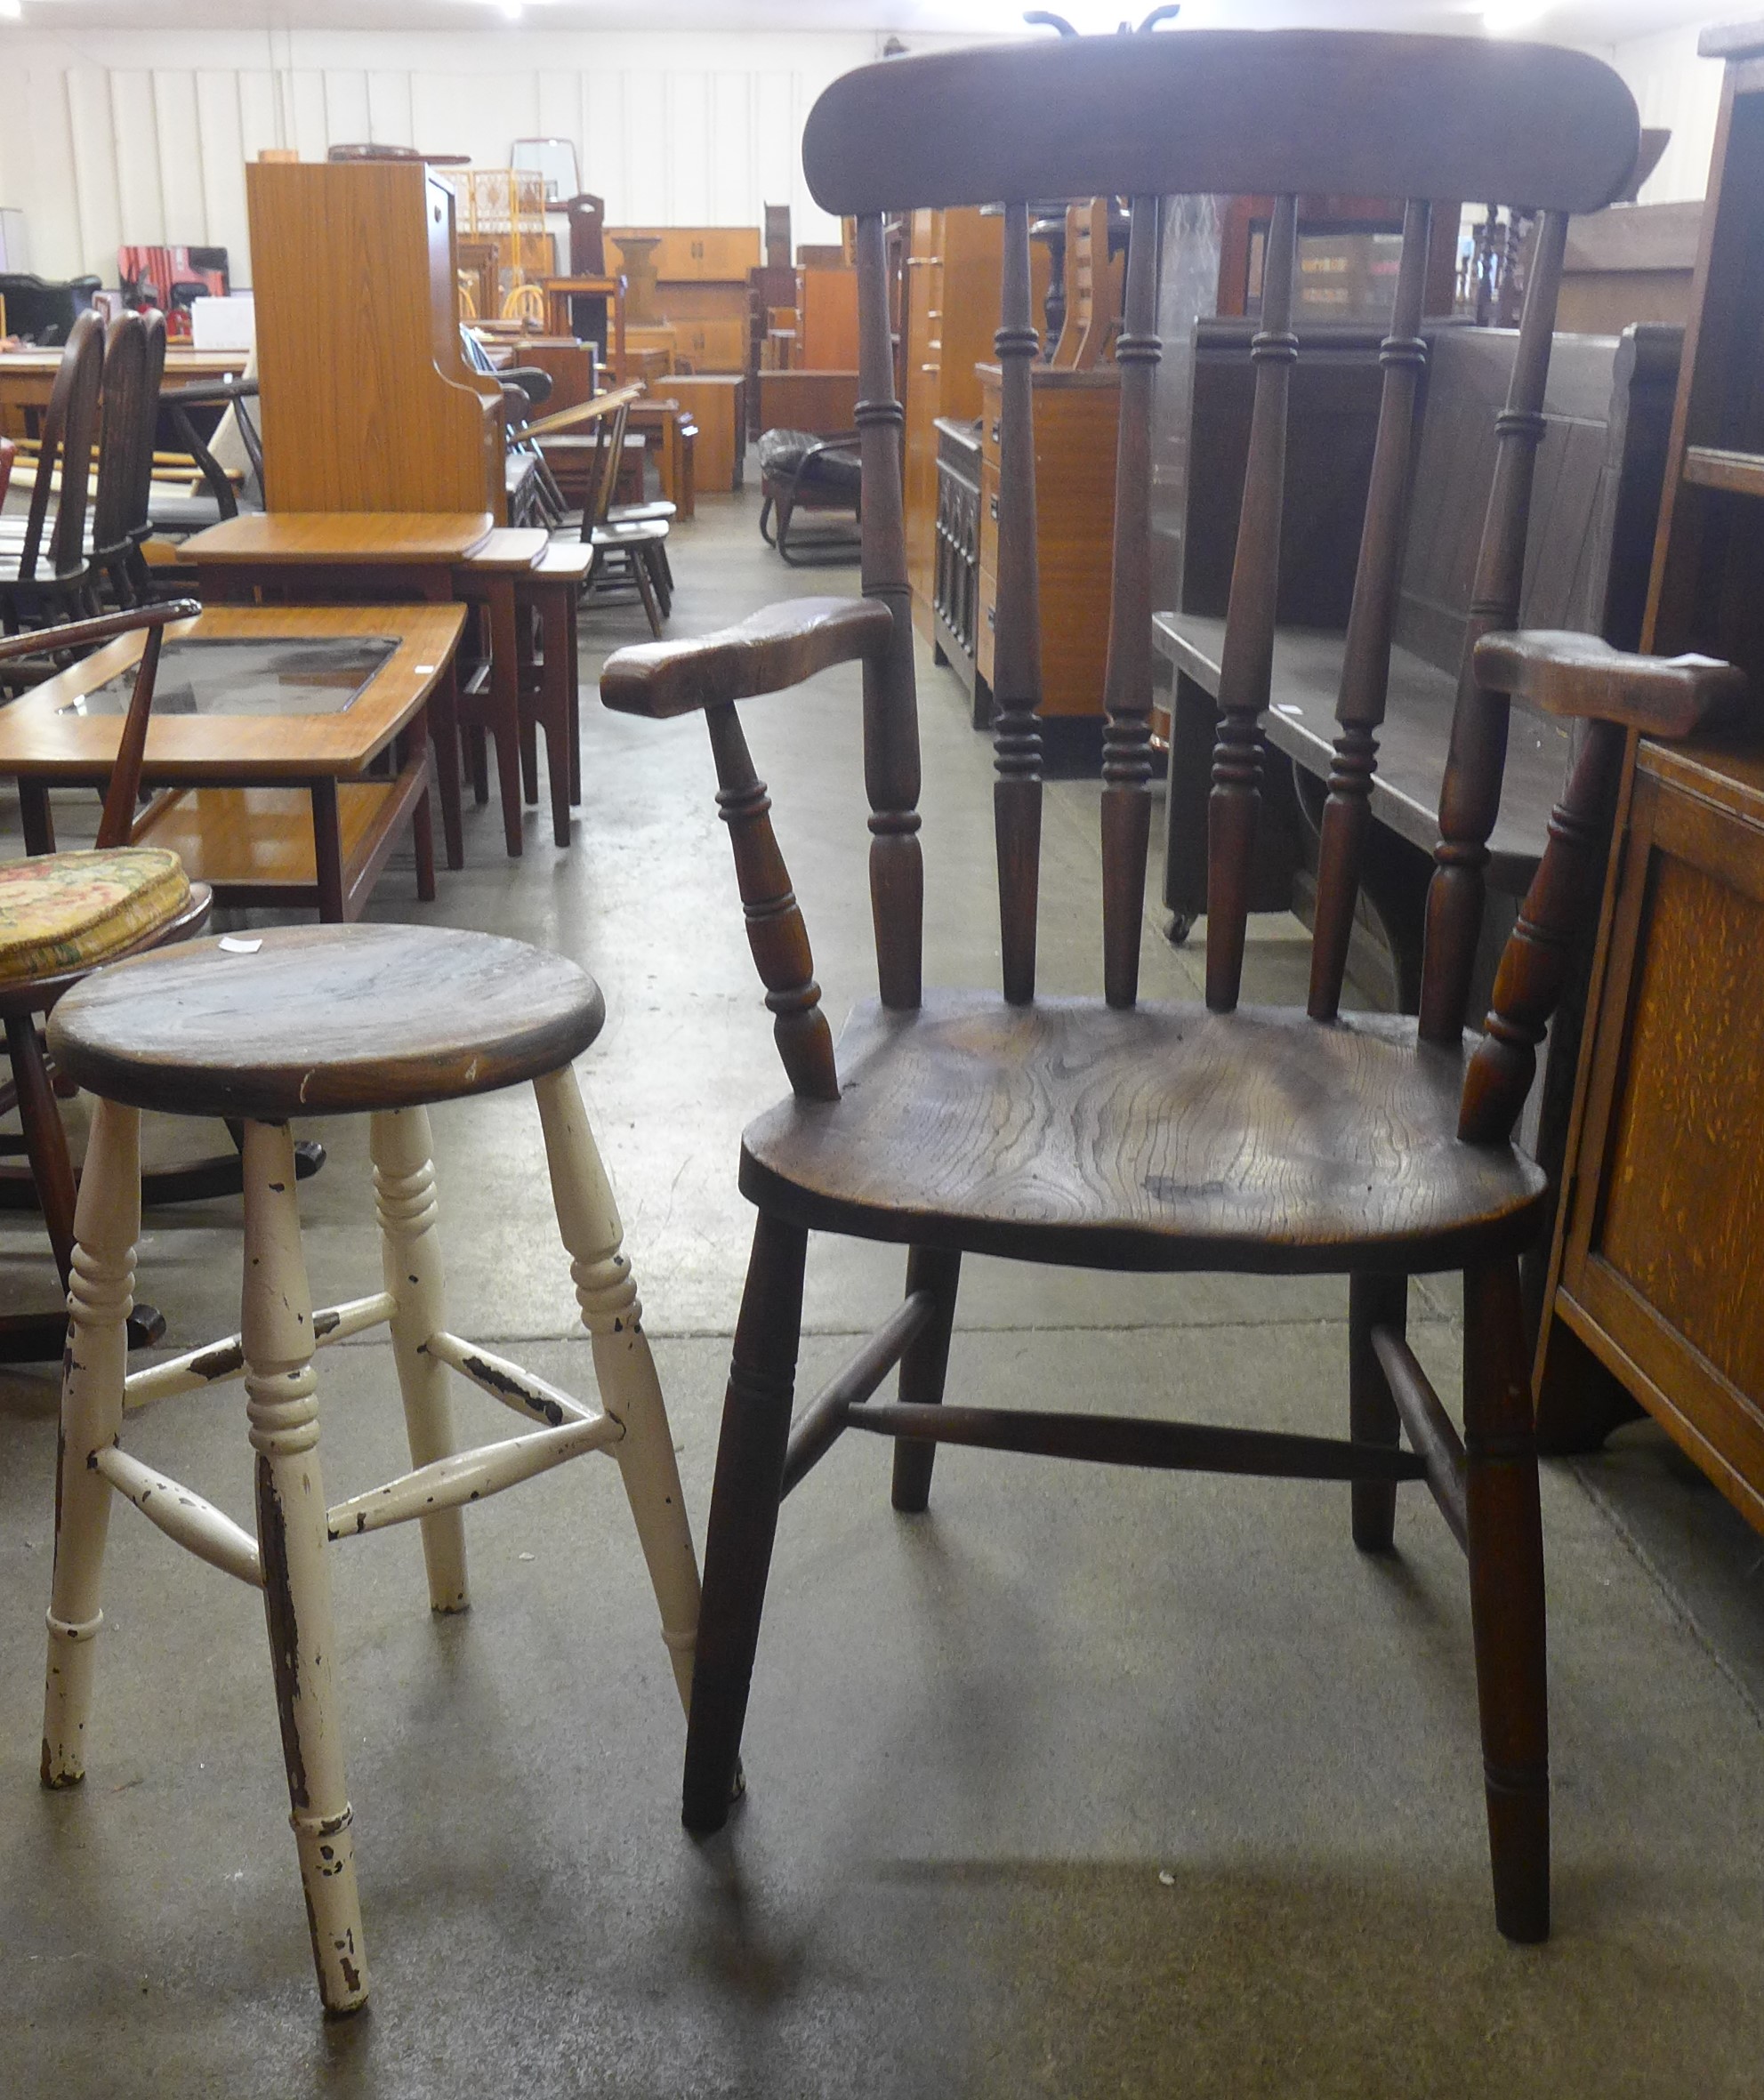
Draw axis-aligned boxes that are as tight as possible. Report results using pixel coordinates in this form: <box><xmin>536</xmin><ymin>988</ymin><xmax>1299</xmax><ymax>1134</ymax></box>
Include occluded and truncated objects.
<box><xmin>975</xmin><ymin>361</ymin><xmax>1120</xmax><ymax>728</ymax></box>
<box><xmin>1542</xmin><ymin>736</ymin><xmax>1764</xmax><ymax>1524</ymax></box>
<box><xmin>902</xmin><ymin>207</ymin><xmax>1005</xmax><ymax>649</ymax></box>
<box><xmin>606</xmin><ymin>228</ymin><xmax>758</xmax><ymax>374</ymax></box>
<box><xmin>931</xmin><ymin>416</ymin><xmax>983</xmax><ymax>707</ymax></box>
<box><xmin>1534</xmin><ymin>21</ymin><xmax>1764</xmax><ymax>1528</ymax></box>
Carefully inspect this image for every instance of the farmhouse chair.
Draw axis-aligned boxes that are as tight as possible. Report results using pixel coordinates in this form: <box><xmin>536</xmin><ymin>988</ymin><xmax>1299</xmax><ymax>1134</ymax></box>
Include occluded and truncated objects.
<box><xmin>601</xmin><ymin>29</ymin><xmax>1742</xmax><ymax>1941</ymax></box>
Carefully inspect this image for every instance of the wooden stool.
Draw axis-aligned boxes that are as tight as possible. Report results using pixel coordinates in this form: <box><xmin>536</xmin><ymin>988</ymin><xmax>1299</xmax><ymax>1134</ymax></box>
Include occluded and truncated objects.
<box><xmin>39</xmin><ymin>922</ymin><xmax>701</xmax><ymax>2016</ymax></box>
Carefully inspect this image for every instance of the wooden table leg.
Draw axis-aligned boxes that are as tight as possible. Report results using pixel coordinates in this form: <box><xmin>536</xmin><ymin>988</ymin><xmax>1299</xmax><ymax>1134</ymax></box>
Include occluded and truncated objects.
<box><xmin>18</xmin><ymin>780</ymin><xmax>54</xmax><ymax>855</ymax></box>
<box><xmin>311</xmin><ymin>779</ymin><xmax>346</xmax><ymax>922</ymax></box>
<box><xmin>426</xmin><ymin>661</ymin><xmax>465</xmax><ymax>872</ymax></box>
<box><xmin>487</xmin><ymin>575</ymin><xmax>524</xmax><ymax>857</ymax></box>
<box><xmin>536</xmin><ymin>583</ymin><xmax>574</xmax><ymax>848</ymax></box>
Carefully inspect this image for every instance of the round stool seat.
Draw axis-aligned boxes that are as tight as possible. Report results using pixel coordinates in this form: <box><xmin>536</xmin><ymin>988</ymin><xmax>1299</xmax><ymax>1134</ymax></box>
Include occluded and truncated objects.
<box><xmin>48</xmin><ymin>921</ymin><xmax>605</xmax><ymax>1121</ymax></box>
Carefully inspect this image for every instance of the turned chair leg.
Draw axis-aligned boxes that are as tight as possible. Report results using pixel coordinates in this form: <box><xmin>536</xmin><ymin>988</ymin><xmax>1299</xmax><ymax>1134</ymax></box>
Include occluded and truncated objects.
<box><xmin>41</xmin><ymin>1097</ymin><xmax>140</xmax><ymax>1788</ymax></box>
<box><xmin>370</xmin><ymin>1106</ymin><xmax>469</xmax><ymax>1614</ymax></box>
<box><xmin>1463</xmin><ymin>1257</ymin><xmax>1550</xmax><ymax>1943</ymax></box>
<box><xmin>534</xmin><ymin>1066</ymin><xmax>700</xmax><ymax>1715</ymax></box>
<box><xmin>1349</xmin><ymin>1272</ymin><xmax>1407</xmax><ymax>1552</ymax></box>
<box><xmin>241</xmin><ymin>1119</ymin><xmax>366</xmax><ymax>2015</ymax></box>
<box><xmin>681</xmin><ymin>1211</ymin><xmax>807</xmax><ymax>1833</ymax></box>
<box><xmin>890</xmin><ymin>1245</ymin><xmax>962</xmax><ymax>1514</ymax></box>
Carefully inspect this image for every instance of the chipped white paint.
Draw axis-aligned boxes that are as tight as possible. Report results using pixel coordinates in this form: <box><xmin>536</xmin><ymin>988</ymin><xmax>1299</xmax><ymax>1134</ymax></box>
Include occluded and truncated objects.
<box><xmin>423</xmin><ymin>1330</ymin><xmax>595</xmax><ymax>1427</ymax></box>
<box><xmin>40</xmin><ymin>1055</ymin><xmax>703</xmax><ymax>2015</ymax></box>
<box><xmin>370</xmin><ymin>1108</ymin><xmax>468</xmax><ymax>1613</ymax></box>
<box><xmin>536</xmin><ymin>1066</ymin><xmax>701</xmax><ymax>1714</ymax></box>
<box><xmin>123</xmin><ymin>1291</ymin><xmax>396</xmax><ymax>1409</ymax></box>
<box><xmin>92</xmin><ymin>1445</ymin><xmax>263</xmax><ymax>1587</ymax></box>
<box><xmin>41</xmin><ymin>1097</ymin><xmax>141</xmax><ymax>1789</ymax></box>
<box><xmin>326</xmin><ymin>1411</ymin><xmax>624</xmax><ymax>1540</ymax></box>
<box><xmin>241</xmin><ymin>1119</ymin><xmax>366</xmax><ymax>2016</ymax></box>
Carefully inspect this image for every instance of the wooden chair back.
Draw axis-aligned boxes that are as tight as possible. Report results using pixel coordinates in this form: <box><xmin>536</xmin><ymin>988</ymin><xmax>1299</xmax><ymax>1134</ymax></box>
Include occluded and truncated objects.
<box><xmin>19</xmin><ymin>310</ymin><xmax>103</xmax><ymax>584</ymax></box>
<box><xmin>91</xmin><ymin>312</ymin><xmax>154</xmax><ymax>578</ymax></box>
<box><xmin>800</xmin><ymin>30</ymin><xmax>1641</xmax><ymax>1035</ymax></box>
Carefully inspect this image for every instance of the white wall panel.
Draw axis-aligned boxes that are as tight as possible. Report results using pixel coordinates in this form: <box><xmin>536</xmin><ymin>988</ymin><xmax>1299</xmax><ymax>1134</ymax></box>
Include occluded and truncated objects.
<box><xmin>1610</xmin><ymin>26</ymin><xmax>1722</xmax><ymax>205</ymax></box>
<box><xmin>2</xmin><ymin>26</ymin><xmax>882</xmax><ymax>283</ymax></box>
<box><xmin>581</xmin><ymin>66</ymin><xmax>628</xmax><ymax>220</ymax></box>
<box><xmin>621</xmin><ymin>73</ymin><xmax>669</xmax><ymax>224</ymax></box>
<box><xmin>153</xmin><ymin>72</ymin><xmax>207</xmax><ymax>240</ymax></box>
<box><xmin>289</xmin><ymin>70</ymin><xmax>330</xmax><ymax>164</ymax></box>
<box><xmin>666</xmin><ymin>72</ymin><xmax>711</xmax><ymax>225</ymax></box>
<box><xmin>711</xmin><ymin>72</ymin><xmax>754</xmax><ymax>229</ymax></box>
<box><xmin>64</xmin><ymin>68</ymin><xmax>123</xmax><ymax>275</ymax></box>
<box><xmin>110</xmin><ymin>71</ymin><xmax>165</xmax><ymax>248</ymax></box>
<box><xmin>322</xmin><ymin>69</ymin><xmax>373</xmax><ymax>149</ymax></box>
<box><xmin>366</xmin><ymin>69</ymin><xmax>415</xmax><ymax>149</ymax></box>
<box><xmin>196</xmin><ymin>71</ymin><xmax>248</xmax><ymax>265</ymax></box>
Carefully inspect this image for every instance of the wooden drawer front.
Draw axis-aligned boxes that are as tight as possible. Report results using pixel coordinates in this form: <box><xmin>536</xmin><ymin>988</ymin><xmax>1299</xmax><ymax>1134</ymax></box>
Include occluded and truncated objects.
<box><xmin>1560</xmin><ymin>758</ymin><xmax>1764</xmax><ymax>1520</ymax></box>
<box><xmin>671</xmin><ymin>318</ymin><xmax>748</xmax><ymax>371</ymax></box>
<box><xmin>608</xmin><ymin>228</ymin><xmax>759</xmax><ymax>280</ymax></box>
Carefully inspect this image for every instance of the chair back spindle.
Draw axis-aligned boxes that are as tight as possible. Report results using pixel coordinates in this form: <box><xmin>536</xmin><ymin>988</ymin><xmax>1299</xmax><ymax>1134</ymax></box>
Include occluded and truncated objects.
<box><xmin>1308</xmin><ymin>197</ymin><xmax>1433</xmax><ymax>1021</ymax></box>
<box><xmin>1418</xmin><ymin>208</ymin><xmax>1569</xmax><ymax>1044</ymax></box>
<box><xmin>1099</xmin><ymin>195</ymin><xmax>1162</xmax><ymax>1010</ymax></box>
<box><xmin>992</xmin><ymin>200</ymin><xmax>1045</xmax><ymax>1006</ymax></box>
<box><xmin>1204</xmin><ymin>193</ymin><xmax>1299</xmax><ymax>1013</ymax></box>
<box><xmin>854</xmin><ymin>210</ymin><xmax>924</xmax><ymax>1010</ymax></box>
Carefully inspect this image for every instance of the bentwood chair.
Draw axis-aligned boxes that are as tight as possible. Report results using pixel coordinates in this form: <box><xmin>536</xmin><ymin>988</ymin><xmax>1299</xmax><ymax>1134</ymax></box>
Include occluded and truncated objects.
<box><xmin>602</xmin><ymin>29</ymin><xmax>1747</xmax><ymax>1942</ymax></box>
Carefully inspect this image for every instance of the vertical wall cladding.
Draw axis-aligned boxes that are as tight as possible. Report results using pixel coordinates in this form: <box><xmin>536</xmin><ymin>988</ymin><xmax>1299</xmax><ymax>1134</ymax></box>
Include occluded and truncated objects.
<box><xmin>0</xmin><ymin>28</ymin><xmax>899</xmax><ymax>283</ymax></box>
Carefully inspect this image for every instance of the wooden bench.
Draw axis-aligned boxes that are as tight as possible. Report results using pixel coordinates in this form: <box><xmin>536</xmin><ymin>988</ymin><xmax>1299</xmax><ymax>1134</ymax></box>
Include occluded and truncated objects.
<box><xmin>1155</xmin><ymin>320</ymin><xmax>1680</xmax><ymax>1006</ymax></box>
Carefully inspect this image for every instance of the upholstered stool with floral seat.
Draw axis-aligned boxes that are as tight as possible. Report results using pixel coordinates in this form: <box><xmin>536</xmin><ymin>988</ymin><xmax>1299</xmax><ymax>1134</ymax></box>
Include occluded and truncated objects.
<box><xmin>0</xmin><ymin>604</ymin><xmax>211</xmax><ymax>1362</ymax></box>
<box><xmin>39</xmin><ymin>920</ymin><xmax>701</xmax><ymax>2016</ymax></box>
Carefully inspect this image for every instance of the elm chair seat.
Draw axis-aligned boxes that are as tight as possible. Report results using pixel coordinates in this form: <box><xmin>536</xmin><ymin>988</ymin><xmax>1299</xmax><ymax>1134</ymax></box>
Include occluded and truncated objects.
<box><xmin>739</xmin><ymin>993</ymin><xmax>1547</xmax><ymax>1273</ymax></box>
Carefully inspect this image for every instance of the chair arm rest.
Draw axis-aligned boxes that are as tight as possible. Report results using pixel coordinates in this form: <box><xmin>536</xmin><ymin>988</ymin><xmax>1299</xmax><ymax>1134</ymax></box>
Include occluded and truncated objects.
<box><xmin>161</xmin><ymin>378</ymin><xmax>258</xmax><ymax>406</ymax></box>
<box><xmin>0</xmin><ymin>599</ymin><xmax>201</xmax><ymax>665</ymax></box>
<box><xmin>1473</xmin><ymin>629</ymin><xmax>1748</xmax><ymax>738</ymax></box>
<box><xmin>524</xmin><ymin>381</ymin><xmax>647</xmax><ymax>442</ymax></box>
<box><xmin>601</xmin><ymin>597</ymin><xmax>895</xmax><ymax>720</ymax></box>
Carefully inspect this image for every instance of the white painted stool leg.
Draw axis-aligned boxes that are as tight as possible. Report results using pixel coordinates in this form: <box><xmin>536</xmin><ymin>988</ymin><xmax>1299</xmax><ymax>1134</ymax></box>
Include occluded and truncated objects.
<box><xmin>241</xmin><ymin>1119</ymin><xmax>366</xmax><ymax>2016</ymax></box>
<box><xmin>370</xmin><ymin>1106</ymin><xmax>469</xmax><ymax>1613</ymax></box>
<box><xmin>41</xmin><ymin>1098</ymin><xmax>140</xmax><ymax>1789</ymax></box>
<box><xmin>534</xmin><ymin>1066</ymin><xmax>700</xmax><ymax>1716</ymax></box>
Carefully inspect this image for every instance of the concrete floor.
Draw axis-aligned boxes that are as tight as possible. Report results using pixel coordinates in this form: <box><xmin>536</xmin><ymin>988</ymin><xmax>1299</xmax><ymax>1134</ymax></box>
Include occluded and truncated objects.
<box><xmin>1</xmin><ymin>490</ymin><xmax>1760</xmax><ymax>2096</ymax></box>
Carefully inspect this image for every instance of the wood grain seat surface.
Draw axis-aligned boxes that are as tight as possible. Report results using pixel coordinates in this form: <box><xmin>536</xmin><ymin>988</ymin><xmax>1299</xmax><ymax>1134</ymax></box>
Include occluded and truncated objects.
<box><xmin>1153</xmin><ymin>610</ymin><xmax>1572</xmax><ymax>889</ymax></box>
<box><xmin>48</xmin><ymin>921</ymin><xmax>604</xmax><ymax>1119</ymax></box>
<box><xmin>739</xmin><ymin>991</ymin><xmax>1547</xmax><ymax>1274</ymax></box>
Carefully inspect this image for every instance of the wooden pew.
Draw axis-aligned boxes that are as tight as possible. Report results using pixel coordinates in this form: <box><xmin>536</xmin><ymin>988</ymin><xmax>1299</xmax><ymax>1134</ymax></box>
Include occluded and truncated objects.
<box><xmin>1155</xmin><ymin>320</ymin><xmax>1680</xmax><ymax>1004</ymax></box>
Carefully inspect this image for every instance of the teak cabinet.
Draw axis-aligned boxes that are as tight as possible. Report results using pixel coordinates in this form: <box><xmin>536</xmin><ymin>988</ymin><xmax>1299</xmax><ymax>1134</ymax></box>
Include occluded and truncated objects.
<box><xmin>975</xmin><ymin>361</ymin><xmax>1120</xmax><ymax>724</ymax></box>
<box><xmin>1534</xmin><ymin>19</ymin><xmax>1764</xmax><ymax>1531</ymax></box>
<box><xmin>1544</xmin><ymin>737</ymin><xmax>1764</xmax><ymax>1524</ymax></box>
<box><xmin>901</xmin><ymin>207</ymin><xmax>1005</xmax><ymax>648</ymax></box>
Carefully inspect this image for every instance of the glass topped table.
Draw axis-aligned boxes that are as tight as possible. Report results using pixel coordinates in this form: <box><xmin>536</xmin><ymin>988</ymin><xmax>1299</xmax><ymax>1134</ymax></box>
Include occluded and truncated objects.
<box><xmin>0</xmin><ymin>604</ymin><xmax>468</xmax><ymax>921</ymax></box>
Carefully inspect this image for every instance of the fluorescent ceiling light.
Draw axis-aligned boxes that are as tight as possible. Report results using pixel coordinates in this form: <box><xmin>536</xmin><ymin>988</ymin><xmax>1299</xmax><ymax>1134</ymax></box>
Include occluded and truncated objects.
<box><xmin>496</xmin><ymin>0</ymin><xmax>523</xmax><ymax>18</ymax></box>
<box><xmin>0</xmin><ymin>1</ymin><xmax>24</xmax><ymax>21</ymax></box>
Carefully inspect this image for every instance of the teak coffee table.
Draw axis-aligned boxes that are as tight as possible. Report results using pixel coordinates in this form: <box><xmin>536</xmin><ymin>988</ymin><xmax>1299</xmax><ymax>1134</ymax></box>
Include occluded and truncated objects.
<box><xmin>0</xmin><ymin>603</ymin><xmax>467</xmax><ymax>921</ymax></box>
